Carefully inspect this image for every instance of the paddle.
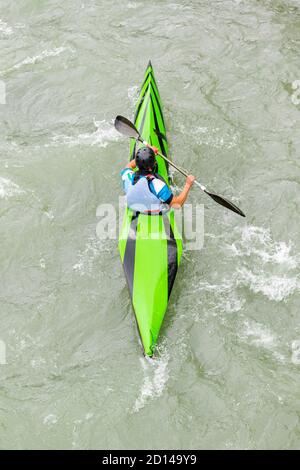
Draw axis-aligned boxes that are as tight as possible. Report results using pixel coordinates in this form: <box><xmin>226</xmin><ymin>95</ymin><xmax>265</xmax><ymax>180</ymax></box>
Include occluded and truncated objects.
<box><xmin>114</xmin><ymin>115</ymin><xmax>246</xmax><ymax>218</ymax></box>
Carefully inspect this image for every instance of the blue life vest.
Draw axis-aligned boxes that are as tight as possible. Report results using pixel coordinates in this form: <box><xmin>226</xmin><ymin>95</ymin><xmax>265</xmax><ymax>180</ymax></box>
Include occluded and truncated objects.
<box><xmin>126</xmin><ymin>174</ymin><xmax>167</xmax><ymax>214</ymax></box>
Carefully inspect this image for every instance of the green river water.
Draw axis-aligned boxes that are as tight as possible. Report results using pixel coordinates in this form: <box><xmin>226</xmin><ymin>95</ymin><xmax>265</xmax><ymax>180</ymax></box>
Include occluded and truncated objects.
<box><xmin>1</xmin><ymin>0</ymin><xmax>300</xmax><ymax>450</ymax></box>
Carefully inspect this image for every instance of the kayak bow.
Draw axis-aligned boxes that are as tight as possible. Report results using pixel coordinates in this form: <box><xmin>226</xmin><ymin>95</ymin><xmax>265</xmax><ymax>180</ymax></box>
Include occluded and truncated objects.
<box><xmin>119</xmin><ymin>61</ymin><xmax>182</xmax><ymax>356</ymax></box>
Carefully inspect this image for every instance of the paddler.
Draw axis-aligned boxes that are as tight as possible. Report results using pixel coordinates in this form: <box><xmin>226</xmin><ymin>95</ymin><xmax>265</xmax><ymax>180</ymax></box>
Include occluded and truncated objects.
<box><xmin>121</xmin><ymin>146</ymin><xmax>195</xmax><ymax>214</ymax></box>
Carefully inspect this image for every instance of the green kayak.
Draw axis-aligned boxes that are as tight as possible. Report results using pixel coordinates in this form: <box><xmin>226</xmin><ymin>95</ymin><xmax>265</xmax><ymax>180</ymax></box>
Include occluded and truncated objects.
<box><xmin>119</xmin><ymin>61</ymin><xmax>183</xmax><ymax>356</ymax></box>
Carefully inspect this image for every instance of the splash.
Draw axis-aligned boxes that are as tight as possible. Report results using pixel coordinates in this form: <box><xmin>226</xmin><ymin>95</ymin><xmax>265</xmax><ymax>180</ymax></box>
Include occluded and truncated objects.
<box><xmin>227</xmin><ymin>225</ymin><xmax>299</xmax><ymax>269</ymax></box>
<box><xmin>291</xmin><ymin>340</ymin><xmax>300</xmax><ymax>365</ymax></box>
<box><xmin>237</xmin><ymin>268</ymin><xmax>299</xmax><ymax>302</ymax></box>
<box><xmin>190</xmin><ymin>124</ymin><xmax>239</xmax><ymax>149</ymax></box>
<box><xmin>73</xmin><ymin>236</ymin><xmax>113</xmax><ymax>276</ymax></box>
<box><xmin>241</xmin><ymin>320</ymin><xmax>277</xmax><ymax>348</ymax></box>
<box><xmin>240</xmin><ymin>319</ymin><xmax>285</xmax><ymax>362</ymax></box>
<box><xmin>133</xmin><ymin>350</ymin><xmax>169</xmax><ymax>412</ymax></box>
<box><xmin>128</xmin><ymin>85</ymin><xmax>139</xmax><ymax>106</ymax></box>
<box><xmin>0</xmin><ymin>19</ymin><xmax>13</xmax><ymax>36</ymax></box>
<box><xmin>193</xmin><ymin>279</ymin><xmax>245</xmax><ymax>315</ymax></box>
<box><xmin>127</xmin><ymin>2</ymin><xmax>141</xmax><ymax>9</ymax></box>
<box><xmin>51</xmin><ymin>119</ymin><xmax>119</xmax><ymax>148</ymax></box>
<box><xmin>43</xmin><ymin>414</ymin><xmax>58</xmax><ymax>425</ymax></box>
<box><xmin>0</xmin><ymin>47</ymin><xmax>68</xmax><ymax>75</ymax></box>
<box><xmin>227</xmin><ymin>225</ymin><xmax>300</xmax><ymax>302</ymax></box>
<box><xmin>0</xmin><ymin>176</ymin><xmax>24</xmax><ymax>199</ymax></box>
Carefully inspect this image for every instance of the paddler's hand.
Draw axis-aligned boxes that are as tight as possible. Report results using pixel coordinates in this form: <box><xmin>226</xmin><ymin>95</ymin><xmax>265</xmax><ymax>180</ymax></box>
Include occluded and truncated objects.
<box><xmin>126</xmin><ymin>159</ymin><xmax>137</xmax><ymax>169</ymax></box>
<box><xmin>186</xmin><ymin>175</ymin><xmax>196</xmax><ymax>187</ymax></box>
<box><xmin>150</xmin><ymin>146</ymin><xmax>159</xmax><ymax>155</ymax></box>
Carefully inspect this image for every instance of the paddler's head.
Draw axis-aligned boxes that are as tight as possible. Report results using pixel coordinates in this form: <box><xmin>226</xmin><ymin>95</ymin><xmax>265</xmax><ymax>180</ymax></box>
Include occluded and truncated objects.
<box><xmin>136</xmin><ymin>146</ymin><xmax>156</xmax><ymax>174</ymax></box>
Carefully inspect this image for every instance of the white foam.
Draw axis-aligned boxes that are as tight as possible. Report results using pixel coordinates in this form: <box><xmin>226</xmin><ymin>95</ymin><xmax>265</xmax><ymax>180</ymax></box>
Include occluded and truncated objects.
<box><xmin>291</xmin><ymin>340</ymin><xmax>300</xmax><ymax>365</ymax></box>
<box><xmin>193</xmin><ymin>226</ymin><xmax>299</xmax><ymax>308</ymax></box>
<box><xmin>133</xmin><ymin>351</ymin><xmax>169</xmax><ymax>412</ymax></box>
<box><xmin>195</xmin><ymin>280</ymin><xmax>233</xmax><ymax>293</ymax></box>
<box><xmin>44</xmin><ymin>210</ymin><xmax>54</xmax><ymax>220</ymax></box>
<box><xmin>31</xmin><ymin>357</ymin><xmax>46</xmax><ymax>368</ymax></box>
<box><xmin>227</xmin><ymin>225</ymin><xmax>298</xmax><ymax>269</ymax></box>
<box><xmin>51</xmin><ymin>119</ymin><xmax>119</xmax><ymax>148</ymax></box>
<box><xmin>240</xmin><ymin>319</ymin><xmax>285</xmax><ymax>362</ymax></box>
<box><xmin>128</xmin><ymin>85</ymin><xmax>139</xmax><ymax>106</ymax></box>
<box><xmin>0</xmin><ymin>47</ymin><xmax>68</xmax><ymax>75</ymax></box>
<box><xmin>237</xmin><ymin>267</ymin><xmax>299</xmax><ymax>302</ymax></box>
<box><xmin>43</xmin><ymin>414</ymin><xmax>58</xmax><ymax>425</ymax></box>
<box><xmin>40</xmin><ymin>258</ymin><xmax>46</xmax><ymax>269</ymax></box>
<box><xmin>0</xmin><ymin>19</ymin><xmax>13</xmax><ymax>36</ymax></box>
<box><xmin>192</xmin><ymin>125</ymin><xmax>239</xmax><ymax>149</ymax></box>
<box><xmin>192</xmin><ymin>279</ymin><xmax>245</xmax><ymax>314</ymax></box>
<box><xmin>168</xmin><ymin>3</ymin><xmax>192</xmax><ymax>10</ymax></box>
<box><xmin>73</xmin><ymin>236</ymin><xmax>113</xmax><ymax>275</ymax></box>
<box><xmin>241</xmin><ymin>320</ymin><xmax>277</xmax><ymax>348</ymax></box>
<box><xmin>225</xmin><ymin>225</ymin><xmax>300</xmax><ymax>302</ymax></box>
<box><xmin>127</xmin><ymin>2</ymin><xmax>141</xmax><ymax>9</ymax></box>
<box><xmin>223</xmin><ymin>296</ymin><xmax>245</xmax><ymax>313</ymax></box>
<box><xmin>0</xmin><ymin>176</ymin><xmax>24</xmax><ymax>199</ymax></box>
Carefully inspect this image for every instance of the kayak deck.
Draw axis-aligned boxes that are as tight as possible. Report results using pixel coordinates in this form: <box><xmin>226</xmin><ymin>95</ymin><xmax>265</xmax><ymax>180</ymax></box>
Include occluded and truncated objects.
<box><xmin>119</xmin><ymin>61</ymin><xmax>182</xmax><ymax>356</ymax></box>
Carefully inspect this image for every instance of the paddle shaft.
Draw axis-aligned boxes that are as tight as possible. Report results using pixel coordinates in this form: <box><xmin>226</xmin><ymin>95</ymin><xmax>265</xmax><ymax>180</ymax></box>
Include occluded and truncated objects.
<box><xmin>140</xmin><ymin>138</ymin><xmax>206</xmax><ymax>191</ymax></box>
<box><xmin>114</xmin><ymin>115</ymin><xmax>245</xmax><ymax>217</ymax></box>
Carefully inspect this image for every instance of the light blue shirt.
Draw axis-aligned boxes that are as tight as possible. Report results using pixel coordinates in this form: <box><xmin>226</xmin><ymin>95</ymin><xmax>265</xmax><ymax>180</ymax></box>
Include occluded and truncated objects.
<box><xmin>120</xmin><ymin>168</ymin><xmax>173</xmax><ymax>204</ymax></box>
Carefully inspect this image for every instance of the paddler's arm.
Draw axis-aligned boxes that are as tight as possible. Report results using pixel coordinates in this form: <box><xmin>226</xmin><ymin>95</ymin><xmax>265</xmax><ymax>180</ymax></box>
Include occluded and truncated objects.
<box><xmin>170</xmin><ymin>175</ymin><xmax>195</xmax><ymax>209</ymax></box>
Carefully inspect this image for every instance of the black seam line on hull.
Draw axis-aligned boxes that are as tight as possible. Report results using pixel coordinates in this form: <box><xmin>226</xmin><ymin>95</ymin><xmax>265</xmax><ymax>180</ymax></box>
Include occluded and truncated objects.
<box><xmin>163</xmin><ymin>215</ymin><xmax>178</xmax><ymax>299</ymax></box>
<box><xmin>151</xmin><ymin>81</ymin><xmax>165</xmax><ymax>128</ymax></box>
<box><xmin>123</xmin><ymin>212</ymin><xmax>139</xmax><ymax>297</ymax></box>
<box><xmin>145</xmin><ymin>69</ymin><xmax>160</xmax><ymax>99</ymax></box>
<box><xmin>141</xmin><ymin>69</ymin><xmax>158</xmax><ymax>93</ymax></box>
<box><xmin>150</xmin><ymin>93</ymin><xmax>167</xmax><ymax>156</ymax></box>
<box><xmin>140</xmin><ymin>70</ymin><xmax>151</xmax><ymax>91</ymax></box>
<box><xmin>138</xmin><ymin>91</ymin><xmax>151</xmax><ymax>138</ymax></box>
<box><xmin>135</xmin><ymin>71</ymin><xmax>159</xmax><ymax>122</ymax></box>
<box><xmin>150</xmin><ymin>94</ymin><xmax>168</xmax><ymax>173</ymax></box>
<box><xmin>149</xmin><ymin>78</ymin><xmax>161</xmax><ymax>106</ymax></box>
<box><xmin>134</xmin><ymin>82</ymin><xmax>150</xmax><ymax>123</ymax></box>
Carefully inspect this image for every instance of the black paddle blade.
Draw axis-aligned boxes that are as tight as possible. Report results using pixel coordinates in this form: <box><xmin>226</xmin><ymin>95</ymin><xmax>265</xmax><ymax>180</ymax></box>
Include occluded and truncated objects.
<box><xmin>205</xmin><ymin>190</ymin><xmax>246</xmax><ymax>217</ymax></box>
<box><xmin>114</xmin><ymin>115</ymin><xmax>140</xmax><ymax>140</ymax></box>
<box><xmin>153</xmin><ymin>128</ymin><xmax>167</xmax><ymax>142</ymax></box>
